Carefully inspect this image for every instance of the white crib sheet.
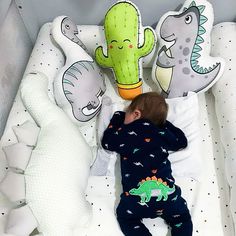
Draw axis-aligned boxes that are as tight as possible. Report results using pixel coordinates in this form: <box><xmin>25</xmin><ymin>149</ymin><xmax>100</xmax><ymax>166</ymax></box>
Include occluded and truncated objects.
<box><xmin>0</xmin><ymin>23</ymin><xmax>234</xmax><ymax>236</ymax></box>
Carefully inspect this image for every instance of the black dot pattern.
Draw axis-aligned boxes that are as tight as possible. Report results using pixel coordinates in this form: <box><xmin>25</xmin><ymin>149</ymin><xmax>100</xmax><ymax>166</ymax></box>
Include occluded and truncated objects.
<box><xmin>210</xmin><ymin>22</ymin><xmax>236</xmax><ymax>234</ymax></box>
<box><xmin>0</xmin><ymin>22</ymin><xmax>234</xmax><ymax>235</ymax></box>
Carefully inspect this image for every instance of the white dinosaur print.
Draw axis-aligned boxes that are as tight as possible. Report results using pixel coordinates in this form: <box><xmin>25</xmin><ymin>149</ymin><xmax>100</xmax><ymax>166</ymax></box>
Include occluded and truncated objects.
<box><xmin>133</xmin><ymin>162</ymin><xmax>144</xmax><ymax>167</ymax></box>
<box><xmin>143</xmin><ymin>122</ymin><xmax>150</xmax><ymax>126</ymax></box>
<box><xmin>128</xmin><ymin>131</ymin><xmax>138</xmax><ymax>136</ymax></box>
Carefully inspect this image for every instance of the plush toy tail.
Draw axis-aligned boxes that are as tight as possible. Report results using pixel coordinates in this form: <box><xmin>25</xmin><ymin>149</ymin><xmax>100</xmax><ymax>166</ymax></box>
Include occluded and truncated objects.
<box><xmin>20</xmin><ymin>72</ymin><xmax>64</xmax><ymax>127</ymax></box>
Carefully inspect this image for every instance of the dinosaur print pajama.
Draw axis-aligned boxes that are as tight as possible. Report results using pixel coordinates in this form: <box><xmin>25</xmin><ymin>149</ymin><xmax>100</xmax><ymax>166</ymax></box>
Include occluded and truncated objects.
<box><xmin>102</xmin><ymin>111</ymin><xmax>193</xmax><ymax>236</ymax></box>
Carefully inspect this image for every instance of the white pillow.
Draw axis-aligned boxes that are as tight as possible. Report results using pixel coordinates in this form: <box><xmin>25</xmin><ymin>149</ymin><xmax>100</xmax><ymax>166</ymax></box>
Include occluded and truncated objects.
<box><xmin>3</xmin><ymin>142</ymin><xmax>32</xmax><ymax>171</ymax></box>
<box><xmin>167</xmin><ymin>92</ymin><xmax>202</xmax><ymax>180</ymax></box>
<box><xmin>211</xmin><ymin>22</ymin><xmax>236</xmax><ymax>228</ymax></box>
<box><xmin>12</xmin><ymin>121</ymin><xmax>40</xmax><ymax>147</ymax></box>
<box><xmin>92</xmin><ymin>92</ymin><xmax>202</xmax><ymax>180</ymax></box>
<box><xmin>0</xmin><ymin>171</ymin><xmax>25</xmax><ymax>202</ymax></box>
<box><xmin>90</xmin><ymin>97</ymin><xmax>127</xmax><ymax>176</ymax></box>
<box><xmin>5</xmin><ymin>205</ymin><xmax>38</xmax><ymax>236</ymax></box>
<box><xmin>17</xmin><ymin>72</ymin><xmax>92</xmax><ymax>235</ymax></box>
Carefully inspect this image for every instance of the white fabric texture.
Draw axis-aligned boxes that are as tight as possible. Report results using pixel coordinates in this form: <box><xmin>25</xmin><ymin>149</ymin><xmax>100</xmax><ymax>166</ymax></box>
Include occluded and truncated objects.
<box><xmin>90</xmin><ymin>97</ymin><xmax>126</xmax><ymax>176</ymax></box>
<box><xmin>20</xmin><ymin>72</ymin><xmax>92</xmax><ymax>235</ymax></box>
<box><xmin>3</xmin><ymin>142</ymin><xmax>32</xmax><ymax>171</ymax></box>
<box><xmin>167</xmin><ymin>92</ymin><xmax>202</xmax><ymax>180</ymax></box>
<box><xmin>5</xmin><ymin>204</ymin><xmax>38</xmax><ymax>236</ymax></box>
<box><xmin>12</xmin><ymin>121</ymin><xmax>40</xmax><ymax>147</ymax></box>
<box><xmin>0</xmin><ymin>171</ymin><xmax>25</xmax><ymax>202</ymax></box>
<box><xmin>211</xmin><ymin>22</ymin><xmax>236</xmax><ymax>231</ymax></box>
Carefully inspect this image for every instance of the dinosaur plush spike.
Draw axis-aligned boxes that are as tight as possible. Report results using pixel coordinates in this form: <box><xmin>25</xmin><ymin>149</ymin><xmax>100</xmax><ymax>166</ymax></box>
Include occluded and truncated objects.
<box><xmin>95</xmin><ymin>1</ymin><xmax>155</xmax><ymax>100</ymax></box>
<box><xmin>189</xmin><ymin>1</ymin><xmax>196</xmax><ymax>7</ymax></box>
<box><xmin>199</xmin><ymin>15</ymin><xmax>208</xmax><ymax>25</ymax></box>
<box><xmin>192</xmin><ymin>52</ymin><xmax>201</xmax><ymax>60</ymax></box>
<box><xmin>196</xmin><ymin>35</ymin><xmax>204</xmax><ymax>44</ymax></box>
<box><xmin>198</xmin><ymin>5</ymin><xmax>206</xmax><ymax>14</ymax></box>
<box><xmin>198</xmin><ymin>25</ymin><xmax>206</xmax><ymax>35</ymax></box>
<box><xmin>193</xmin><ymin>44</ymin><xmax>202</xmax><ymax>53</ymax></box>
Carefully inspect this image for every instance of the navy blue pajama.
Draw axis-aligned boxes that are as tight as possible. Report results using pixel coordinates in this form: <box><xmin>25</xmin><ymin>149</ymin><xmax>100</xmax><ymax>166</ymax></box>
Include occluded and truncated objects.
<box><xmin>102</xmin><ymin>111</ymin><xmax>193</xmax><ymax>236</ymax></box>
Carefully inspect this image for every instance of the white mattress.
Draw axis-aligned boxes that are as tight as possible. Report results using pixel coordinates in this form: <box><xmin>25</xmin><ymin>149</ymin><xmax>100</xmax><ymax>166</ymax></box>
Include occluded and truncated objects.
<box><xmin>0</xmin><ymin>23</ymin><xmax>234</xmax><ymax>236</ymax></box>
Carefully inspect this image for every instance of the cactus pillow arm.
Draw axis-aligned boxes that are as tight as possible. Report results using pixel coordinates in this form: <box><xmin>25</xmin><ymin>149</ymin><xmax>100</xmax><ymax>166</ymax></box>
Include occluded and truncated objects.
<box><xmin>95</xmin><ymin>1</ymin><xmax>156</xmax><ymax>100</ymax></box>
<box><xmin>138</xmin><ymin>28</ymin><xmax>155</xmax><ymax>57</ymax></box>
<box><xmin>95</xmin><ymin>46</ymin><xmax>112</xmax><ymax>68</ymax></box>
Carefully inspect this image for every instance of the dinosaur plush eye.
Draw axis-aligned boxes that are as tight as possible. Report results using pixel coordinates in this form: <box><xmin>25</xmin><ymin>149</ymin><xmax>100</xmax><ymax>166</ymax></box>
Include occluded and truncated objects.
<box><xmin>65</xmin><ymin>24</ymin><xmax>70</xmax><ymax>30</ymax></box>
<box><xmin>185</xmin><ymin>15</ymin><xmax>192</xmax><ymax>24</ymax></box>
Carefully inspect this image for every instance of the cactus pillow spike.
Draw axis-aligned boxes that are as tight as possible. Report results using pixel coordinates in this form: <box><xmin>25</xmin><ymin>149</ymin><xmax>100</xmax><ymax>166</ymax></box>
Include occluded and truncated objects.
<box><xmin>152</xmin><ymin>0</ymin><xmax>225</xmax><ymax>98</ymax></box>
<box><xmin>52</xmin><ymin>16</ymin><xmax>106</xmax><ymax>125</ymax></box>
<box><xmin>95</xmin><ymin>1</ymin><xmax>156</xmax><ymax>100</ymax></box>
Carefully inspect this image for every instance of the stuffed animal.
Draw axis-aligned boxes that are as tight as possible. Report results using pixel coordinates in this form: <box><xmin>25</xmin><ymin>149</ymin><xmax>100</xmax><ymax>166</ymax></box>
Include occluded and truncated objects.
<box><xmin>95</xmin><ymin>1</ymin><xmax>156</xmax><ymax>100</ymax></box>
<box><xmin>152</xmin><ymin>0</ymin><xmax>225</xmax><ymax>98</ymax></box>
<box><xmin>52</xmin><ymin>16</ymin><xmax>106</xmax><ymax>124</ymax></box>
<box><xmin>1</xmin><ymin>72</ymin><xmax>93</xmax><ymax>235</ymax></box>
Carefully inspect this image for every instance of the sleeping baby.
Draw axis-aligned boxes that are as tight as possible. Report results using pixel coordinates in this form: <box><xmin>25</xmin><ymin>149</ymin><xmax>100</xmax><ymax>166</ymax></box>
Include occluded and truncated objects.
<box><xmin>100</xmin><ymin>92</ymin><xmax>193</xmax><ymax>236</ymax></box>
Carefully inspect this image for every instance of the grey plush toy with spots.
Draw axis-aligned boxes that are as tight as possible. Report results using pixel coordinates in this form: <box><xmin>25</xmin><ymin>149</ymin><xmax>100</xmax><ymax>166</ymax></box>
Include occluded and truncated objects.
<box><xmin>152</xmin><ymin>0</ymin><xmax>225</xmax><ymax>98</ymax></box>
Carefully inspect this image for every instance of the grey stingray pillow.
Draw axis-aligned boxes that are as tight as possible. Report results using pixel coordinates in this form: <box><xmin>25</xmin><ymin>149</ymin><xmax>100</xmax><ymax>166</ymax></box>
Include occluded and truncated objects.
<box><xmin>51</xmin><ymin>16</ymin><xmax>106</xmax><ymax>126</ymax></box>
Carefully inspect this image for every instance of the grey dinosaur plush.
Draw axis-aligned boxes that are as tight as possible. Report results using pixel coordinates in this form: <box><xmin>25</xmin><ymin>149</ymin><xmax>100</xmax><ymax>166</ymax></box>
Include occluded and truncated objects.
<box><xmin>152</xmin><ymin>0</ymin><xmax>225</xmax><ymax>98</ymax></box>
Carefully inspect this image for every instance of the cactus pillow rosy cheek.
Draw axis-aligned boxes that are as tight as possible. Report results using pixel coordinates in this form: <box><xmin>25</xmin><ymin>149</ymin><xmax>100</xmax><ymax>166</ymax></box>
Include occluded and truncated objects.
<box><xmin>95</xmin><ymin>1</ymin><xmax>156</xmax><ymax>100</ymax></box>
<box><xmin>152</xmin><ymin>0</ymin><xmax>225</xmax><ymax>98</ymax></box>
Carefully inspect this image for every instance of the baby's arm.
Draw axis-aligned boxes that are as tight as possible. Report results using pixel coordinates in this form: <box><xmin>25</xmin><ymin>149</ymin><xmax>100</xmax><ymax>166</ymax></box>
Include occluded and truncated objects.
<box><xmin>162</xmin><ymin>120</ymin><xmax>187</xmax><ymax>151</ymax></box>
<box><xmin>101</xmin><ymin>111</ymin><xmax>125</xmax><ymax>153</ymax></box>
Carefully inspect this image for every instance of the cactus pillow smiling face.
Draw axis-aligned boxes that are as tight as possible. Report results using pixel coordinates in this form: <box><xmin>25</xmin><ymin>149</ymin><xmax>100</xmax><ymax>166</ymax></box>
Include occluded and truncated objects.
<box><xmin>95</xmin><ymin>1</ymin><xmax>156</xmax><ymax>100</ymax></box>
<box><xmin>152</xmin><ymin>0</ymin><xmax>225</xmax><ymax>98</ymax></box>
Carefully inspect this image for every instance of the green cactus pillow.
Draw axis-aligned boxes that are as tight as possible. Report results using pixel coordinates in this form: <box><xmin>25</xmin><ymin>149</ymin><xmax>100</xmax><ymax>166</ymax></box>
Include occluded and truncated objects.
<box><xmin>95</xmin><ymin>1</ymin><xmax>156</xmax><ymax>100</ymax></box>
<box><xmin>152</xmin><ymin>0</ymin><xmax>225</xmax><ymax>98</ymax></box>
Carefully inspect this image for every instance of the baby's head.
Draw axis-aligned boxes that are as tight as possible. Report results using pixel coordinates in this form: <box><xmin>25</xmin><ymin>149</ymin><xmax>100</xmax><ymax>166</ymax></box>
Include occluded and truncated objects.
<box><xmin>124</xmin><ymin>92</ymin><xmax>168</xmax><ymax>126</ymax></box>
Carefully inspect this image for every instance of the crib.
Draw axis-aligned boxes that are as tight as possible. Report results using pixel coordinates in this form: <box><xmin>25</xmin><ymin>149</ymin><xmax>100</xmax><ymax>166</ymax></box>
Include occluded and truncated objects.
<box><xmin>0</xmin><ymin>1</ymin><xmax>236</xmax><ymax>236</ymax></box>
